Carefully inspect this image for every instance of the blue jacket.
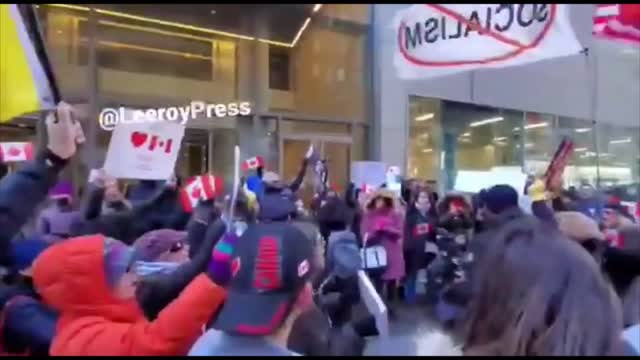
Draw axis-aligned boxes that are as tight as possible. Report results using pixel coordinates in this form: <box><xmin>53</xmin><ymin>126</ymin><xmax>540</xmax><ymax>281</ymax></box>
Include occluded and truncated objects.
<box><xmin>0</xmin><ymin>150</ymin><xmax>66</xmax><ymax>267</ymax></box>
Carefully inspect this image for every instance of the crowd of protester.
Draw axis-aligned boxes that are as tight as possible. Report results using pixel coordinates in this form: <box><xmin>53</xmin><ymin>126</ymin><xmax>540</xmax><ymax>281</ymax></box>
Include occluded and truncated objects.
<box><xmin>0</xmin><ymin>102</ymin><xmax>638</xmax><ymax>356</ymax></box>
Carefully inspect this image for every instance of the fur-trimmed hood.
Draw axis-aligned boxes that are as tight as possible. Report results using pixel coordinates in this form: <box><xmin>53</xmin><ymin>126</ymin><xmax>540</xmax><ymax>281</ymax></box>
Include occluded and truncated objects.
<box><xmin>365</xmin><ymin>188</ymin><xmax>401</xmax><ymax>211</ymax></box>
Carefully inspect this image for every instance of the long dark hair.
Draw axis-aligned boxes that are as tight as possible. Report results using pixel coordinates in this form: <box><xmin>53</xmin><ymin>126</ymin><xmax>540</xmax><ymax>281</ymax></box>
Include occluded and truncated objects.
<box><xmin>465</xmin><ymin>217</ymin><xmax>623</xmax><ymax>356</ymax></box>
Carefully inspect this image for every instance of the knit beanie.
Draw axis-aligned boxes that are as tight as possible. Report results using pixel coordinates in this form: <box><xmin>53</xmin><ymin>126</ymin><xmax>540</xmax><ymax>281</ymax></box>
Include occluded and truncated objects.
<box><xmin>49</xmin><ymin>181</ymin><xmax>73</xmax><ymax>200</ymax></box>
<box><xmin>208</xmin><ymin>232</ymin><xmax>240</xmax><ymax>286</ymax></box>
<box><xmin>103</xmin><ymin>237</ymin><xmax>135</xmax><ymax>287</ymax></box>
<box><xmin>133</xmin><ymin>229</ymin><xmax>187</xmax><ymax>262</ymax></box>
<box><xmin>555</xmin><ymin>211</ymin><xmax>604</xmax><ymax>243</ymax></box>
<box><xmin>481</xmin><ymin>184</ymin><xmax>519</xmax><ymax>214</ymax></box>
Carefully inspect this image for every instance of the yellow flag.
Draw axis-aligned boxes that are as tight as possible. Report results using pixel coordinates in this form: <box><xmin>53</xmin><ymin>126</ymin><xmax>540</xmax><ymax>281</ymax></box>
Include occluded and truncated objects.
<box><xmin>0</xmin><ymin>4</ymin><xmax>57</xmax><ymax>123</ymax></box>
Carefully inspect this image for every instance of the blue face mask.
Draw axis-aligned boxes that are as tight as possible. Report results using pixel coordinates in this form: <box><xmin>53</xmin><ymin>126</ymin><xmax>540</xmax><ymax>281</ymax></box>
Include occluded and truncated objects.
<box><xmin>134</xmin><ymin>261</ymin><xmax>180</xmax><ymax>277</ymax></box>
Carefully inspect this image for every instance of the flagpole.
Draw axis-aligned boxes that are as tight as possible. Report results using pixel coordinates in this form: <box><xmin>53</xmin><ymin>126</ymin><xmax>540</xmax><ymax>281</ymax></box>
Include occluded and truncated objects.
<box><xmin>583</xmin><ymin>46</ymin><xmax>601</xmax><ymax>188</ymax></box>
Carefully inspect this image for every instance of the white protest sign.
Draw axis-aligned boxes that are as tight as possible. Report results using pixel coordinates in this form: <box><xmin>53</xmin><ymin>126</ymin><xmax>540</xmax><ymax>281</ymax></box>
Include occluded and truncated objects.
<box><xmin>357</xmin><ymin>270</ymin><xmax>389</xmax><ymax>338</ymax></box>
<box><xmin>393</xmin><ymin>4</ymin><xmax>582</xmax><ymax>79</ymax></box>
<box><xmin>351</xmin><ymin>161</ymin><xmax>387</xmax><ymax>188</ymax></box>
<box><xmin>454</xmin><ymin>166</ymin><xmax>528</xmax><ymax>194</ymax></box>
<box><xmin>103</xmin><ymin>109</ymin><xmax>185</xmax><ymax>180</ymax></box>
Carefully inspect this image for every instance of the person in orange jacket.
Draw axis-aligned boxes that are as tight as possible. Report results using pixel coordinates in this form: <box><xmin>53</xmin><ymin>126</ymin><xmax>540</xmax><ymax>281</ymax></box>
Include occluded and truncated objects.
<box><xmin>31</xmin><ymin>220</ymin><xmax>229</xmax><ymax>356</ymax></box>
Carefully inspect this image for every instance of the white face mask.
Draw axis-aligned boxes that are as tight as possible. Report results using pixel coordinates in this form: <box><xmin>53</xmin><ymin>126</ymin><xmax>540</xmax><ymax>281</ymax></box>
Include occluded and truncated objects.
<box><xmin>134</xmin><ymin>261</ymin><xmax>180</xmax><ymax>277</ymax></box>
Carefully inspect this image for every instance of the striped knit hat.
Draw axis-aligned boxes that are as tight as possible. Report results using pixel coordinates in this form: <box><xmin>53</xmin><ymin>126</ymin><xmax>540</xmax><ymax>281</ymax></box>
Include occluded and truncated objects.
<box><xmin>208</xmin><ymin>232</ymin><xmax>240</xmax><ymax>286</ymax></box>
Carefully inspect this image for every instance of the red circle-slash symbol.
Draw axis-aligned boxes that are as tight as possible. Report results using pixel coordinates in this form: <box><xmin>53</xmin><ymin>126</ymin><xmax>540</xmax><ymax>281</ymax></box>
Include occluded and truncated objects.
<box><xmin>397</xmin><ymin>4</ymin><xmax>557</xmax><ymax>67</ymax></box>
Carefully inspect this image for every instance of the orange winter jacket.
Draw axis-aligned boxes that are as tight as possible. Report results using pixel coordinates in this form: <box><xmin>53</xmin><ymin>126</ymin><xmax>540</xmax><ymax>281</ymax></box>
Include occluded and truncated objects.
<box><xmin>31</xmin><ymin>235</ymin><xmax>226</xmax><ymax>356</ymax></box>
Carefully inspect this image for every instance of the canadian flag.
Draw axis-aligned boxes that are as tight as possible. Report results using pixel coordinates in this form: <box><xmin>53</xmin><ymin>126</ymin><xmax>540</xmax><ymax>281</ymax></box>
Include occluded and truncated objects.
<box><xmin>0</xmin><ymin>142</ymin><xmax>34</xmax><ymax>163</ymax></box>
<box><xmin>360</xmin><ymin>183</ymin><xmax>375</xmax><ymax>195</ymax></box>
<box><xmin>593</xmin><ymin>4</ymin><xmax>640</xmax><ymax>47</ymax></box>
<box><xmin>180</xmin><ymin>174</ymin><xmax>224</xmax><ymax>213</ymax></box>
<box><xmin>413</xmin><ymin>223</ymin><xmax>432</xmax><ymax>236</ymax></box>
<box><xmin>242</xmin><ymin>156</ymin><xmax>264</xmax><ymax>172</ymax></box>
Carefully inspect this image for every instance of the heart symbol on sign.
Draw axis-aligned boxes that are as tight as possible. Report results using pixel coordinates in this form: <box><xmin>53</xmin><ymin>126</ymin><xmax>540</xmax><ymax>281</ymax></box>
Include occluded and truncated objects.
<box><xmin>7</xmin><ymin>147</ymin><xmax>22</xmax><ymax>157</ymax></box>
<box><xmin>191</xmin><ymin>187</ymin><xmax>202</xmax><ymax>199</ymax></box>
<box><xmin>130</xmin><ymin>132</ymin><xmax>148</xmax><ymax>148</ymax></box>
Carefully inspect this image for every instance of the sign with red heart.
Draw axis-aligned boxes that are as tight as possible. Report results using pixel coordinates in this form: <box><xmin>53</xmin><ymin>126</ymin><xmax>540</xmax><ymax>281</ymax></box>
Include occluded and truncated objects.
<box><xmin>103</xmin><ymin>108</ymin><xmax>185</xmax><ymax>180</ymax></box>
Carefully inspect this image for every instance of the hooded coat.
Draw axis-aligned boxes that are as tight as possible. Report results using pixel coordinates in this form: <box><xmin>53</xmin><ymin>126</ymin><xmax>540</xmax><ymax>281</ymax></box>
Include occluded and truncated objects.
<box><xmin>361</xmin><ymin>189</ymin><xmax>405</xmax><ymax>281</ymax></box>
<box><xmin>31</xmin><ymin>235</ymin><xmax>226</xmax><ymax>356</ymax></box>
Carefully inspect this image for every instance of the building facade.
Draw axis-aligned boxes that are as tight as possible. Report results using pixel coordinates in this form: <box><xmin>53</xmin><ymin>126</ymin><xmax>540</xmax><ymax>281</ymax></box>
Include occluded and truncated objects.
<box><xmin>1</xmin><ymin>4</ymin><xmax>638</xmax><ymax>196</ymax></box>
<box><xmin>372</xmin><ymin>4</ymin><xmax>639</xmax><ymax>191</ymax></box>
<box><xmin>24</xmin><ymin>4</ymin><xmax>372</xmax><ymax>199</ymax></box>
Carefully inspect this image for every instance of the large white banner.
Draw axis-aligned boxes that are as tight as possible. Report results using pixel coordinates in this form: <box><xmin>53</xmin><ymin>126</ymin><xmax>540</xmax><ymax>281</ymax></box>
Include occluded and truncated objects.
<box><xmin>103</xmin><ymin>109</ymin><xmax>185</xmax><ymax>180</ymax></box>
<box><xmin>393</xmin><ymin>4</ymin><xmax>582</xmax><ymax>79</ymax></box>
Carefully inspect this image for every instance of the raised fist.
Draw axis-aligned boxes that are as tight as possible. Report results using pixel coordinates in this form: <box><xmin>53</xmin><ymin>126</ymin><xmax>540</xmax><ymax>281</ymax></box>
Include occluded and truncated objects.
<box><xmin>46</xmin><ymin>102</ymin><xmax>85</xmax><ymax>160</ymax></box>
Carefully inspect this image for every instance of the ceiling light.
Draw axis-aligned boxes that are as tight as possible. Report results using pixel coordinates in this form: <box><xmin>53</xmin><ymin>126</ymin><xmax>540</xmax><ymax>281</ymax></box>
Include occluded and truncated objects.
<box><xmin>460</xmin><ymin>132</ymin><xmax>471</xmax><ymax>137</ymax></box>
<box><xmin>292</xmin><ymin>17</ymin><xmax>311</xmax><ymax>47</ymax></box>
<box><xmin>313</xmin><ymin>4</ymin><xmax>322</xmax><ymax>13</ymax></box>
<box><xmin>458</xmin><ymin>137</ymin><xmax>471</xmax><ymax>143</ymax></box>
<box><xmin>422</xmin><ymin>148</ymin><xmax>433</xmax><ymax>153</ymax></box>
<box><xmin>209</xmin><ymin>9</ymin><xmax>216</xmax><ymax>15</ymax></box>
<box><xmin>574</xmin><ymin>147</ymin><xmax>588</xmax><ymax>152</ymax></box>
<box><xmin>469</xmin><ymin>117</ymin><xmax>504</xmax><ymax>127</ymax></box>
<box><xmin>415</xmin><ymin>113</ymin><xmax>434</xmax><ymax>122</ymax></box>
<box><xmin>610</xmin><ymin>138</ymin><xmax>632</xmax><ymax>144</ymax></box>
<box><xmin>574</xmin><ymin>127</ymin><xmax>591</xmax><ymax>133</ymax></box>
<box><xmin>493</xmin><ymin>137</ymin><xmax>507</xmax><ymax>142</ymax></box>
<box><xmin>524</xmin><ymin>122</ymin><xmax>548</xmax><ymax>130</ymax></box>
<box><xmin>516</xmin><ymin>143</ymin><xmax>534</xmax><ymax>148</ymax></box>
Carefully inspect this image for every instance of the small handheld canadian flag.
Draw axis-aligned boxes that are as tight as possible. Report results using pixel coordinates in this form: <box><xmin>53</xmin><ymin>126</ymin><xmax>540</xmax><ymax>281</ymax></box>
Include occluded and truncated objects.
<box><xmin>360</xmin><ymin>183</ymin><xmax>375</xmax><ymax>195</ymax></box>
<box><xmin>242</xmin><ymin>156</ymin><xmax>264</xmax><ymax>172</ymax></box>
<box><xmin>180</xmin><ymin>174</ymin><xmax>224</xmax><ymax>213</ymax></box>
<box><xmin>0</xmin><ymin>142</ymin><xmax>34</xmax><ymax>163</ymax></box>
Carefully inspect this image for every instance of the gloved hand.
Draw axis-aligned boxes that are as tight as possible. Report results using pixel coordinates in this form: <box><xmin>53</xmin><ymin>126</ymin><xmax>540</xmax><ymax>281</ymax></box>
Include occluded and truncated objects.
<box><xmin>528</xmin><ymin>179</ymin><xmax>548</xmax><ymax>202</ymax></box>
<box><xmin>206</xmin><ymin>230</ymin><xmax>240</xmax><ymax>287</ymax></box>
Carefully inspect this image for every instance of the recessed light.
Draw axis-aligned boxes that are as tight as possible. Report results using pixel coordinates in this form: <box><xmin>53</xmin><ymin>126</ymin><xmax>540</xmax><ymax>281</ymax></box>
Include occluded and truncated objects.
<box><xmin>415</xmin><ymin>113</ymin><xmax>434</xmax><ymax>122</ymax></box>
<box><xmin>210</xmin><ymin>10</ymin><xmax>216</xmax><ymax>15</ymax></box>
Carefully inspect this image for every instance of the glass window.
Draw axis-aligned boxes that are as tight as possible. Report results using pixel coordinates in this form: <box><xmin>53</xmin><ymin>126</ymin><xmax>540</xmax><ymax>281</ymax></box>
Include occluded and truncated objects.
<box><xmin>557</xmin><ymin>117</ymin><xmax>597</xmax><ymax>187</ymax></box>
<box><xmin>78</xmin><ymin>20</ymin><xmax>214</xmax><ymax>80</ymax></box>
<box><xmin>522</xmin><ymin>111</ymin><xmax>555</xmax><ymax>176</ymax></box>
<box><xmin>407</xmin><ymin>96</ymin><xmax>441</xmax><ymax>181</ymax></box>
<box><xmin>279</xmin><ymin>120</ymin><xmax>350</xmax><ymax>135</ymax></box>
<box><xmin>289</xmin><ymin>4</ymin><xmax>370</xmax><ymax>123</ymax></box>
<box><xmin>269</xmin><ymin>46</ymin><xmax>291</xmax><ymax>91</ymax></box>
<box><xmin>596</xmin><ymin>123</ymin><xmax>639</xmax><ymax>187</ymax></box>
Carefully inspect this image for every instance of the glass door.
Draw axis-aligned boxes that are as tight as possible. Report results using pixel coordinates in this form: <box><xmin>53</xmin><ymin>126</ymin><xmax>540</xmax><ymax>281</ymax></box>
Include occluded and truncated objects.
<box><xmin>282</xmin><ymin>138</ymin><xmax>315</xmax><ymax>205</ymax></box>
<box><xmin>280</xmin><ymin>133</ymin><xmax>352</xmax><ymax>206</ymax></box>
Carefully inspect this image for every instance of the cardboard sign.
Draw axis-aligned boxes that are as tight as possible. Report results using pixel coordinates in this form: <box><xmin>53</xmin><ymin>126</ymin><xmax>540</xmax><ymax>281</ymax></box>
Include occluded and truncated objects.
<box><xmin>544</xmin><ymin>137</ymin><xmax>574</xmax><ymax>189</ymax></box>
<box><xmin>103</xmin><ymin>111</ymin><xmax>185</xmax><ymax>180</ymax></box>
<box><xmin>393</xmin><ymin>4</ymin><xmax>582</xmax><ymax>79</ymax></box>
<box><xmin>357</xmin><ymin>270</ymin><xmax>389</xmax><ymax>338</ymax></box>
<box><xmin>0</xmin><ymin>142</ymin><xmax>33</xmax><ymax>163</ymax></box>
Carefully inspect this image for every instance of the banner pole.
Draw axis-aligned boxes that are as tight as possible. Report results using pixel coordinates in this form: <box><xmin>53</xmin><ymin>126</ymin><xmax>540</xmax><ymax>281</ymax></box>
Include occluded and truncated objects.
<box><xmin>584</xmin><ymin>47</ymin><xmax>601</xmax><ymax>188</ymax></box>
